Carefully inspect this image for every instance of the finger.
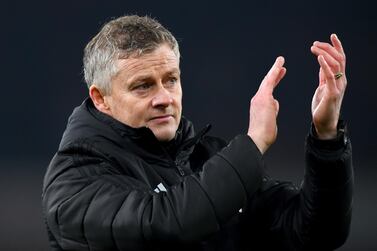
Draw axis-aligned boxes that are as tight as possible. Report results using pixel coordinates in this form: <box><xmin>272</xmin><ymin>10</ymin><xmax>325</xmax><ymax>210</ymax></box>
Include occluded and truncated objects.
<box><xmin>311</xmin><ymin>46</ymin><xmax>341</xmax><ymax>72</ymax></box>
<box><xmin>260</xmin><ymin>56</ymin><xmax>285</xmax><ymax>93</ymax></box>
<box><xmin>317</xmin><ymin>55</ymin><xmax>336</xmax><ymax>92</ymax></box>
<box><xmin>276</xmin><ymin>67</ymin><xmax>287</xmax><ymax>84</ymax></box>
<box><xmin>265</xmin><ymin>56</ymin><xmax>285</xmax><ymax>81</ymax></box>
<box><xmin>330</xmin><ymin>33</ymin><xmax>345</xmax><ymax>55</ymax></box>
<box><xmin>319</xmin><ymin>67</ymin><xmax>326</xmax><ymax>86</ymax></box>
<box><xmin>331</xmin><ymin>34</ymin><xmax>346</xmax><ymax>71</ymax></box>
<box><xmin>312</xmin><ymin>41</ymin><xmax>343</xmax><ymax>64</ymax></box>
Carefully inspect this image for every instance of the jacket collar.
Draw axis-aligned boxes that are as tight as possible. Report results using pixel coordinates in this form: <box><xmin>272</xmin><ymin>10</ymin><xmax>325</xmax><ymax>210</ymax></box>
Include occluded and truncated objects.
<box><xmin>84</xmin><ymin>98</ymin><xmax>210</xmax><ymax>151</ymax></box>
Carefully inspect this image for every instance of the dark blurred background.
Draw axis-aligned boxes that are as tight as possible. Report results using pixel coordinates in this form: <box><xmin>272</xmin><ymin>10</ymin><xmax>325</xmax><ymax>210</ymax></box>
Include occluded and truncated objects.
<box><xmin>1</xmin><ymin>0</ymin><xmax>376</xmax><ymax>250</ymax></box>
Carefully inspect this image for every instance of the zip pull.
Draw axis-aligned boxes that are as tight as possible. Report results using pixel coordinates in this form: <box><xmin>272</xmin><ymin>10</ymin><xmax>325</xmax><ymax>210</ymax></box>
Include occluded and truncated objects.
<box><xmin>174</xmin><ymin>160</ymin><xmax>185</xmax><ymax>176</ymax></box>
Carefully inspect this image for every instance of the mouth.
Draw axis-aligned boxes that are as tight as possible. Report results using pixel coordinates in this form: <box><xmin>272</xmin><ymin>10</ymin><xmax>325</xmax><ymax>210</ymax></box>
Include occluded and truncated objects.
<box><xmin>149</xmin><ymin>115</ymin><xmax>174</xmax><ymax>124</ymax></box>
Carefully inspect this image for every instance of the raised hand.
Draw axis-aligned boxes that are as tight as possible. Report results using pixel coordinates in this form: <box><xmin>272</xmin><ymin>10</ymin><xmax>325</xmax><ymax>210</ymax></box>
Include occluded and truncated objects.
<box><xmin>248</xmin><ymin>56</ymin><xmax>286</xmax><ymax>154</ymax></box>
<box><xmin>310</xmin><ymin>34</ymin><xmax>347</xmax><ymax>139</ymax></box>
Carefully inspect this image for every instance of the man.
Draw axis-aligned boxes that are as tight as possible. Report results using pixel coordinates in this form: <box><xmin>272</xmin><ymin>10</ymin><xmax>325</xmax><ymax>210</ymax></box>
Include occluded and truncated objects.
<box><xmin>42</xmin><ymin>15</ymin><xmax>353</xmax><ymax>251</ymax></box>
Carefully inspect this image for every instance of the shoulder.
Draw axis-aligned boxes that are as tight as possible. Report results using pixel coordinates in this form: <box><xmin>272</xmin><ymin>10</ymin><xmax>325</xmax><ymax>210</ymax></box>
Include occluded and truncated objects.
<box><xmin>200</xmin><ymin>135</ymin><xmax>228</xmax><ymax>152</ymax></box>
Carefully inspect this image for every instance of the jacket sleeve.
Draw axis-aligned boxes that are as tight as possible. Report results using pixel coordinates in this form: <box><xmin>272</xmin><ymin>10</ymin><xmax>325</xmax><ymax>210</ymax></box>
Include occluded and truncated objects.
<box><xmin>42</xmin><ymin>135</ymin><xmax>264</xmax><ymax>250</ymax></box>
<box><xmin>244</xmin><ymin>123</ymin><xmax>353</xmax><ymax>250</ymax></box>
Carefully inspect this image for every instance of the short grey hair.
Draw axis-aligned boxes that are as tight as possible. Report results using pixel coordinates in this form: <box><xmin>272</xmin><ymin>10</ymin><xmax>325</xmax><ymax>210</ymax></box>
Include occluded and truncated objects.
<box><xmin>83</xmin><ymin>15</ymin><xmax>180</xmax><ymax>94</ymax></box>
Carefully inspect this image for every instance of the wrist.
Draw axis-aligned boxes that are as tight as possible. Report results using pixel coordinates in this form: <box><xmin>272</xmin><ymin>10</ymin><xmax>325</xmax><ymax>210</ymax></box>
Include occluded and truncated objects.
<box><xmin>314</xmin><ymin>127</ymin><xmax>337</xmax><ymax>140</ymax></box>
<box><xmin>309</xmin><ymin>120</ymin><xmax>348</xmax><ymax>150</ymax></box>
<box><xmin>247</xmin><ymin>132</ymin><xmax>268</xmax><ymax>154</ymax></box>
<box><xmin>313</xmin><ymin>120</ymin><xmax>338</xmax><ymax>140</ymax></box>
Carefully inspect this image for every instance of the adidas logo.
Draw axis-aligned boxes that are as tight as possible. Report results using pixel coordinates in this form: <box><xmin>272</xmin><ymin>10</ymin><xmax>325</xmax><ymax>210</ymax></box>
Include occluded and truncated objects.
<box><xmin>153</xmin><ymin>183</ymin><xmax>167</xmax><ymax>193</ymax></box>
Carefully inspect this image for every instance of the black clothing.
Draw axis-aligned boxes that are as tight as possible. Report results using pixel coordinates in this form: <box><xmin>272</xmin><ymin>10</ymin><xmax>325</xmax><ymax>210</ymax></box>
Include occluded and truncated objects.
<box><xmin>42</xmin><ymin>98</ymin><xmax>353</xmax><ymax>251</ymax></box>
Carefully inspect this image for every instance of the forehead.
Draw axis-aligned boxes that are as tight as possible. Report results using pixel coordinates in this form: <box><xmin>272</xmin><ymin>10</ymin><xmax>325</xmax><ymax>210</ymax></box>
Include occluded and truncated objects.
<box><xmin>115</xmin><ymin>45</ymin><xmax>180</xmax><ymax>81</ymax></box>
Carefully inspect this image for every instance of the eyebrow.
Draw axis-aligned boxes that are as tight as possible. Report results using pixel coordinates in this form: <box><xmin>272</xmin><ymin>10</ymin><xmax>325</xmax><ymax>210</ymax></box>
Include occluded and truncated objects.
<box><xmin>128</xmin><ymin>68</ymin><xmax>181</xmax><ymax>84</ymax></box>
<box><xmin>165</xmin><ymin>69</ymin><xmax>181</xmax><ymax>77</ymax></box>
<box><xmin>130</xmin><ymin>75</ymin><xmax>152</xmax><ymax>84</ymax></box>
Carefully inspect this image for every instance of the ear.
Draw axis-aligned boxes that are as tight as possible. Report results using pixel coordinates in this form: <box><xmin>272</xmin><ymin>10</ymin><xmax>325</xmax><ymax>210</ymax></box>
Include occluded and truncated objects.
<box><xmin>89</xmin><ymin>85</ymin><xmax>112</xmax><ymax>116</ymax></box>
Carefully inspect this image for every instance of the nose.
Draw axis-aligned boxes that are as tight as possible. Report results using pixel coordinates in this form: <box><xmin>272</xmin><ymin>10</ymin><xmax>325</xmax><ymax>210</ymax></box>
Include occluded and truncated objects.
<box><xmin>151</xmin><ymin>85</ymin><xmax>173</xmax><ymax>108</ymax></box>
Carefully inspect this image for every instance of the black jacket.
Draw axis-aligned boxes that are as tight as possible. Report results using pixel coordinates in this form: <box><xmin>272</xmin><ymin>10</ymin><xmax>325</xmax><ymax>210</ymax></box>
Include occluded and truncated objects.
<box><xmin>42</xmin><ymin>98</ymin><xmax>353</xmax><ymax>251</ymax></box>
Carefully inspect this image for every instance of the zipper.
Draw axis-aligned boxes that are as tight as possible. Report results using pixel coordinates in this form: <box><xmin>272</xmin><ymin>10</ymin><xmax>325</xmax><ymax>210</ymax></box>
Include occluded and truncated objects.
<box><xmin>174</xmin><ymin>160</ymin><xmax>185</xmax><ymax>176</ymax></box>
<box><xmin>171</xmin><ymin>124</ymin><xmax>211</xmax><ymax>177</ymax></box>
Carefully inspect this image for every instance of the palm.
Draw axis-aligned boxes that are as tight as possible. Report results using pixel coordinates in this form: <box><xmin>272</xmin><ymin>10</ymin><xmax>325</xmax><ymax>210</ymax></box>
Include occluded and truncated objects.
<box><xmin>311</xmin><ymin>75</ymin><xmax>346</xmax><ymax>128</ymax></box>
<box><xmin>310</xmin><ymin>34</ymin><xmax>347</xmax><ymax>138</ymax></box>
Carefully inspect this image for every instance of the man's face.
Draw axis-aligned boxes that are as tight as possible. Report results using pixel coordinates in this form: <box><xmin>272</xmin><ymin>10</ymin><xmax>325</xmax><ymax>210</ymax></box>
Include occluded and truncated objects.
<box><xmin>105</xmin><ymin>44</ymin><xmax>182</xmax><ymax>142</ymax></box>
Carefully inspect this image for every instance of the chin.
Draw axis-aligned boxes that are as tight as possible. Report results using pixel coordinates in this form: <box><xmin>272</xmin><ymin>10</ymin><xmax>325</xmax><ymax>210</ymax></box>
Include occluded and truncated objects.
<box><xmin>152</xmin><ymin>127</ymin><xmax>177</xmax><ymax>142</ymax></box>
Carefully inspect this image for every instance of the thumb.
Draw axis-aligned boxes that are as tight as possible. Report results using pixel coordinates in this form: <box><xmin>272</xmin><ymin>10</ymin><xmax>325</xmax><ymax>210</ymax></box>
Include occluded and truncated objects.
<box><xmin>274</xmin><ymin>99</ymin><xmax>280</xmax><ymax>116</ymax></box>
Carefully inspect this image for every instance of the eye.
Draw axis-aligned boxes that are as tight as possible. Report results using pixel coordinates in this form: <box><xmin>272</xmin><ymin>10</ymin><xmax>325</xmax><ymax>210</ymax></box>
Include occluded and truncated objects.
<box><xmin>134</xmin><ymin>82</ymin><xmax>152</xmax><ymax>90</ymax></box>
<box><xmin>167</xmin><ymin>77</ymin><xmax>177</xmax><ymax>86</ymax></box>
<box><xmin>130</xmin><ymin>82</ymin><xmax>153</xmax><ymax>96</ymax></box>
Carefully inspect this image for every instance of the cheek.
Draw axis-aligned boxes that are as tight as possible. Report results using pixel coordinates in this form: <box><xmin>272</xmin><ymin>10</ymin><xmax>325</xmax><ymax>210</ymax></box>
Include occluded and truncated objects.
<box><xmin>112</xmin><ymin>97</ymin><xmax>147</xmax><ymax>127</ymax></box>
<box><xmin>174</xmin><ymin>87</ymin><xmax>183</xmax><ymax>109</ymax></box>
<box><xmin>130</xmin><ymin>101</ymin><xmax>154</xmax><ymax>126</ymax></box>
